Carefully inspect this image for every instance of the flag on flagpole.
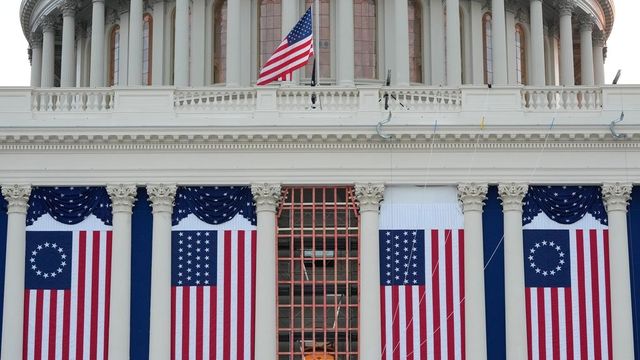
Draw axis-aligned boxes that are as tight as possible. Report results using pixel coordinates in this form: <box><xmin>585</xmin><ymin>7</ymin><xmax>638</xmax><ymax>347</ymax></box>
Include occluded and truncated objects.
<box><xmin>257</xmin><ymin>7</ymin><xmax>314</xmax><ymax>85</ymax></box>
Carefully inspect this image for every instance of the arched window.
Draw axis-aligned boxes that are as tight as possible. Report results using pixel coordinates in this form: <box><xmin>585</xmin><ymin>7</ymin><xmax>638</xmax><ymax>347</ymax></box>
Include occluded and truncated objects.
<box><xmin>109</xmin><ymin>25</ymin><xmax>120</xmax><ymax>86</ymax></box>
<box><xmin>482</xmin><ymin>12</ymin><xmax>493</xmax><ymax>84</ymax></box>
<box><xmin>213</xmin><ymin>0</ymin><xmax>228</xmax><ymax>84</ymax></box>
<box><xmin>142</xmin><ymin>13</ymin><xmax>153</xmax><ymax>85</ymax></box>
<box><xmin>515</xmin><ymin>23</ymin><xmax>527</xmax><ymax>85</ymax></box>
<box><xmin>258</xmin><ymin>0</ymin><xmax>281</xmax><ymax>78</ymax></box>
<box><xmin>305</xmin><ymin>0</ymin><xmax>330</xmax><ymax>79</ymax></box>
<box><xmin>408</xmin><ymin>0</ymin><xmax>423</xmax><ymax>83</ymax></box>
<box><xmin>354</xmin><ymin>0</ymin><xmax>377</xmax><ymax>80</ymax></box>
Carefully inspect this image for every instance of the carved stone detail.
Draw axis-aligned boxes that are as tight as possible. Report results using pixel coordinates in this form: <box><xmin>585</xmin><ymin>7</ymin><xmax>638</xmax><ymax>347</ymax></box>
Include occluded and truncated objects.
<box><xmin>601</xmin><ymin>183</ymin><xmax>632</xmax><ymax>213</ymax></box>
<box><xmin>2</xmin><ymin>185</ymin><xmax>32</xmax><ymax>214</ymax></box>
<box><xmin>60</xmin><ymin>0</ymin><xmax>77</xmax><ymax>17</ymax></box>
<box><xmin>458</xmin><ymin>183</ymin><xmax>489</xmax><ymax>213</ymax></box>
<box><xmin>355</xmin><ymin>183</ymin><xmax>384</xmax><ymax>212</ymax></box>
<box><xmin>593</xmin><ymin>30</ymin><xmax>605</xmax><ymax>47</ymax></box>
<box><xmin>40</xmin><ymin>15</ymin><xmax>58</xmax><ymax>32</ymax></box>
<box><xmin>107</xmin><ymin>184</ymin><xmax>137</xmax><ymax>214</ymax></box>
<box><xmin>30</xmin><ymin>32</ymin><xmax>43</xmax><ymax>47</ymax></box>
<box><xmin>147</xmin><ymin>184</ymin><xmax>177</xmax><ymax>213</ymax></box>
<box><xmin>498</xmin><ymin>183</ymin><xmax>529</xmax><ymax>212</ymax></box>
<box><xmin>556</xmin><ymin>0</ymin><xmax>575</xmax><ymax>16</ymax></box>
<box><xmin>251</xmin><ymin>183</ymin><xmax>282</xmax><ymax>210</ymax></box>
<box><xmin>578</xmin><ymin>14</ymin><xmax>595</xmax><ymax>32</ymax></box>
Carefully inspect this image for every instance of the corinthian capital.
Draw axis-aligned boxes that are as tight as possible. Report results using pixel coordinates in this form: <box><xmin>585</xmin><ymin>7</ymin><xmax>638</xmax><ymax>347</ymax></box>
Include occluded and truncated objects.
<box><xmin>354</xmin><ymin>183</ymin><xmax>384</xmax><ymax>212</ymax></box>
<box><xmin>251</xmin><ymin>183</ymin><xmax>282</xmax><ymax>211</ymax></box>
<box><xmin>2</xmin><ymin>185</ymin><xmax>32</xmax><ymax>214</ymax></box>
<box><xmin>601</xmin><ymin>183</ymin><xmax>632</xmax><ymax>213</ymax></box>
<box><xmin>457</xmin><ymin>183</ymin><xmax>488</xmax><ymax>213</ymax></box>
<box><xmin>578</xmin><ymin>14</ymin><xmax>595</xmax><ymax>32</ymax></box>
<box><xmin>30</xmin><ymin>32</ymin><xmax>43</xmax><ymax>47</ymax></box>
<box><xmin>147</xmin><ymin>184</ymin><xmax>177</xmax><ymax>213</ymax></box>
<box><xmin>498</xmin><ymin>183</ymin><xmax>528</xmax><ymax>212</ymax></box>
<box><xmin>557</xmin><ymin>0</ymin><xmax>575</xmax><ymax>16</ymax></box>
<box><xmin>107</xmin><ymin>184</ymin><xmax>138</xmax><ymax>214</ymax></box>
<box><xmin>60</xmin><ymin>0</ymin><xmax>77</xmax><ymax>17</ymax></box>
<box><xmin>40</xmin><ymin>15</ymin><xmax>58</xmax><ymax>32</ymax></box>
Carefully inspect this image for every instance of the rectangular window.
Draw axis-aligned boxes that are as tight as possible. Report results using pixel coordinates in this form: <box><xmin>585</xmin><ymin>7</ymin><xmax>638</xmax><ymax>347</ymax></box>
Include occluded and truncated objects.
<box><xmin>277</xmin><ymin>186</ymin><xmax>360</xmax><ymax>360</ymax></box>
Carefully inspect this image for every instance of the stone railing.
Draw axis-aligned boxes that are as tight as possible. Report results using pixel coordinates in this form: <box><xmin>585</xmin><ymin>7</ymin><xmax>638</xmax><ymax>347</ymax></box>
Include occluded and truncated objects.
<box><xmin>380</xmin><ymin>87</ymin><xmax>462</xmax><ymax>111</ymax></box>
<box><xmin>32</xmin><ymin>88</ymin><xmax>114</xmax><ymax>112</ymax></box>
<box><xmin>521</xmin><ymin>86</ymin><xmax>603</xmax><ymax>111</ymax></box>
<box><xmin>174</xmin><ymin>88</ymin><xmax>256</xmax><ymax>111</ymax></box>
<box><xmin>276</xmin><ymin>87</ymin><xmax>360</xmax><ymax>111</ymax></box>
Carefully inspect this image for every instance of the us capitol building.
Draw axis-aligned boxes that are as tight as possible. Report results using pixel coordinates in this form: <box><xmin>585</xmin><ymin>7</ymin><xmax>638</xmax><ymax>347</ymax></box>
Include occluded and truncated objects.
<box><xmin>1</xmin><ymin>0</ymin><xmax>639</xmax><ymax>359</ymax></box>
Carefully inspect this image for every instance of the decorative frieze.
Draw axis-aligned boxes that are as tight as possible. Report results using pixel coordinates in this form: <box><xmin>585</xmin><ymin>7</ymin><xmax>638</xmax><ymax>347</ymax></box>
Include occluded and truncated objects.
<box><xmin>602</xmin><ymin>183</ymin><xmax>632</xmax><ymax>212</ymax></box>
<box><xmin>147</xmin><ymin>184</ymin><xmax>177</xmax><ymax>212</ymax></box>
<box><xmin>107</xmin><ymin>184</ymin><xmax>138</xmax><ymax>214</ymax></box>
<box><xmin>355</xmin><ymin>183</ymin><xmax>384</xmax><ymax>212</ymax></box>
<box><xmin>498</xmin><ymin>183</ymin><xmax>528</xmax><ymax>212</ymax></box>
<box><xmin>251</xmin><ymin>183</ymin><xmax>281</xmax><ymax>210</ymax></box>
<box><xmin>458</xmin><ymin>183</ymin><xmax>489</xmax><ymax>213</ymax></box>
<box><xmin>1</xmin><ymin>185</ymin><xmax>32</xmax><ymax>214</ymax></box>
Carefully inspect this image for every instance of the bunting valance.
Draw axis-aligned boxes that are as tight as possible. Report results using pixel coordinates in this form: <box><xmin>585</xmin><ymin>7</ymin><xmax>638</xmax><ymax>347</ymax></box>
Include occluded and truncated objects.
<box><xmin>27</xmin><ymin>186</ymin><xmax>112</xmax><ymax>225</ymax></box>
<box><xmin>172</xmin><ymin>186</ymin><xmax>256</xmax><ymax>226</ymax></box>
<box><xmin>522</xmin><ymin>185</ymin><xmax>607</xmax><ymax>226</ymax></box>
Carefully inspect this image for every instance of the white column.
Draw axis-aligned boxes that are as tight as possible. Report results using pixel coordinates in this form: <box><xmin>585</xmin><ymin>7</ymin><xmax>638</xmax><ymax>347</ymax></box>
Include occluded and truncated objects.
<box><xmin>151</xmin><ymin>0</ymin><xmax>165</xmax><ymax>85</ymax></box>
<box><xmin>147</xmin><ymin>184</ymin><xmax>177</xmax><ymax>360</ymax></box>
<box><xmin>336</xmin><ymin>0</ymin><xmax>355</xmax><ymax>86</ymax></box>
<box><xmin>106</xmin><ymin>185</ymin><xmax>137</xmax><ymax>360</ymax></box>
<box><xmin>601</xmin><ymin>183</ymin><xmax>635</xmax><ymax>359</ymax></box>
<box><xmin>593</xmin><ymin>31</ymin><xmax>605</xmax><ymax>85</ymax></box>
<box><xmin>498</xmin><ymin>183</ymin><xmax>528</xmax><ymax>360</ymax></box>
<box><xmin>445</xmin><ymin>0</ymin><xmax>462</xmax><ymax>86</ymax></box>
<box><xmin>90</xmin><ymin>0</ymin><xmax>106</xmax><ymax>87</ymax></box>
<box><xmin>491</xmin><ymin>0</ymin><xmax>508</xmax><ymax>84</ymax></box>
<box><xmin>127</xmin><ymin>0</ymin><xmax>144</xmax><ymax>85</ymax></box>
<box><xmin>60</xmin><ymin>1</ymin><xmax>76</xmax><ymax>87</ymax></box>
<box><xmin>41</xmin><ymin>16</ymin><xmax>56</xmax><ymax>88</ymax></box>
<box><xmin>430</xmin><ymin>0</ymin><xmax>446</xmax><ymax>86</ymax></box>
<box><xmin>30</xmin><ymin>33</ymin><xmax>43</xmax><ymax>87</ymax></box>
<box><xmin>579</xmin><ymin>15</ymin><xmax>595</xmax><ymax>86</ymax></box>
<box><xmin>470</xmin><ymin>0</ymin><xmax>485</xmax><ymax>85</ymax></box>
<box><xmin>251</xmin><ymin>183</ymin><xmax>281</xmax><ymax>360</ymax></box>
<box><xmin>458</xmin><ymin>184</ymin><xmax>488</xmax><ymax>360</ymax></box>
<box><xmin>0</xmin><ymin>185</ymin><xmax>31</xmax><ymax>360</ymax></box>
<box><xmin>558</xmin><ymin>0</ymin><xmax>575</xmax><ymax>86</ymax></box>
<box><xmin>190</xmin><ymin>0</ymin><xmax>206</xmax><ymax>86</ymax></box>
<box><xmin>226</xmin><ymin>0</ymin><xmax>241</xmax><ymax>86</ymax></box>
<box><xmin>505</xmin><ymin>6</ymin><xmax>517</xmax><ymax>84</ymax></box>
<box><xmin>281</xmin><ymin>0</ymin><xmax>300</xmax><ymax>84</ymax></box>
<box><xmin>394</xmin><ymin>0</ymin><xmax>411</xmax><ymax>86</ymax></box>
<box><xmin>174</xmin><ymin>0</ymin><xmax>189</xmax><ymax>86</ymax></box>
<box><xmin>355</xmin><ymin>183</ymin><xmax>385</xmax><ymax>360</ymax></box>
<box><xmin>529</xmin><ymin>0</ymin><xmax>545</xmax><ymax>86</ymax></box>
<box><xmin>118</xmin><ymin>11</ymin><xmax>130</xmax><ymax>85</ymax></box>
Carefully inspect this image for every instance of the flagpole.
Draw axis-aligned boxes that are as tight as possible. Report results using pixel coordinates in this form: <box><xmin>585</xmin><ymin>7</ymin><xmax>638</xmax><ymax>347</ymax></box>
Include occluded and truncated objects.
<box><xmin>314</xmin><ymin>0</ymin><xmax>320</xmax><ymax>86</ymax></box>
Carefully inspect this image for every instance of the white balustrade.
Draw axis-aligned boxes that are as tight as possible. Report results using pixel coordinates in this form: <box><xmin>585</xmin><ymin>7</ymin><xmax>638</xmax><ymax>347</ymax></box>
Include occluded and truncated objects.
<box><xmin>174</xmin><ymin>88</ymin><xmax>256</xmax><ymax>111</ymax></box>
<box><xmin>31</xmin><ymin>88</ymin><xmax>114</xmax><ymax>112</ymax></box>
<box><xmin>276</xmin><ymin>87</ymin><xmax>360</xmax><ymax>111</ymax></box>
<box><xmin>381</xmin><ymin>88</ymin><xmax>462</xmax><ymax>111</ymax></box>
<box><xmin>521</xmin><ymin>86</ymin><xmax>602</xmax><ymax>111</ymax></box>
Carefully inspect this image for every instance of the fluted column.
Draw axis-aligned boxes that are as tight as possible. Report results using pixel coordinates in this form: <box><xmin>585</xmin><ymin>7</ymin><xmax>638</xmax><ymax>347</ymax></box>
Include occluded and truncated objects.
<box><xmin>106</xmin><ymin>185</ymin><xmax>137</xmax><ymax>360</ymax></box>
<box><xmin>558</xmin><ymin>0</ymin><xmax>575</xmax><ymax>86</ymax></box>
<box><xmin>601</xmin><ymin>183</ymin><xmax>635</xmax><ymax>359</ymax></box>
<box><xmin>30</xmin><ymin>33</ymin><xmax>43</xmax><ymax>87</ymax></box>
<box><xmin>498</xmin><ymin>183</ymin><xmax>528</xmax><ymax>360</ymax></box>
<box><xmin>128</xmin><ymin>0</ymin><xmax>144</xmax><ymax>85</ymax></box>
<box><xmin>90</xmin><ymin>0</ymin><xmax>106</xmax><ymax>87</ymax></box>
<box><xmin>41</xmin><ymin>16</ymin><xmax>56</xmax><ymax>88</ymax></box>
<box><xmin>505</xmin><ymin>3</ymin><xmax>517</xmax><ymax>84</ymax></box>
<box><xmin>529</xmin><ymin>0</ymin><xmax>546</xmax><ymax>86</ymax></box>
<box><xmin>147</xmin><ymin>184</ymin><xmax>177</xmax><ymax>360</ymax></box>
<box><xmin>0</xmin><ymin>185</ymin><xmax>31</xmax><ymax>360</ymax></box>
<box><xmin>251</xmin><ymin>184</ymin><xmax>281</xmax><ymax>360</ymax></box>
<box><xmin>593</xmin><ymin>31</ymin><xmax>605</xmax><ymax>85</ymax></box>
<box><xmin>60</xmin><ymin>1</ymin><xmax>76</xmax><ymax>87</ymax></box>
<box><xmin>446</xmin><ymin>0</ymin><xmax>462</xmax><ymax>86</ymax></box>
<box><xmin>491</xmin><ymin>0</ymin><xmax>508</xmax><ymax>84</ymax></box>
<box><xmin>151</xmin><ymin>0</ymin><xmax>165</xmax><ymax>85</ymax></box>
<box><xmin>336</xmin><ymin>0</ymin><xmax>354</xmax><ymax>86</ymax></box>
<box><xmin>281</xmin><ymin>0</ymin><xmax>299</xmax><ymax>84</ymax></box>
<box><xmin>458</xmin><ymin>184</ymin><xmax>488</xmax><ymax>360</ymax></box>
<box><xmin>355</xmin><ymin>183</ymin><xmax>385</xmax><ymax>360</ymax></box>
<box><xmin>394</xmin><ymin>0</ymin><xmax>411</xmax><ymax>86</ymax></box>
<box><xmin>226</xmin><ymin>0</ymin><xmax>241</xmax><ymax>86</ymax></box>
<box><xmin>174</xmin><ymin>0</ymin><xmax>189</xmax><ymax>86</ymax></box>
<box><xmin>579</xmin><ymin>15</ymin><xmax>595</xmax><ymax>86</ymax></box>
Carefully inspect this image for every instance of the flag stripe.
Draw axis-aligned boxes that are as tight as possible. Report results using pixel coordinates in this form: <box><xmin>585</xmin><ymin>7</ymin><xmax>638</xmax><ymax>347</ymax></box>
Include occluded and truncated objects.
<box><xmin>431</xmin><ymin>230</ymin><xmax>441</xmax><ymax>360</ymax></box>
<box><xmin>604</xmin><ymin>230</ymin><xmax>613</xmax><ymax>360</ymax></box>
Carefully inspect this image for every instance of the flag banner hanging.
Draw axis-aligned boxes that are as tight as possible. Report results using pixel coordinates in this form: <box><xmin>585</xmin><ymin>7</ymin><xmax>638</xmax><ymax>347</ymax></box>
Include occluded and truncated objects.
<box><xmin>171</xmin><ymin>186</ymin><xmax>257</xmax><ymax>360</ymax></box>
<box><xmin>257</xmin><ymin>7</ymin><xmax>314</xmax><ymax>85</ymax></box>
<box><xmin>522</xmin><ymin>186</ymin><xmax>612</xmax><ymax>360</ymax></box>
<box><xmin>379</xmin><ymin>186</ymin><xmax>465</xmax><ymax>360</ymax></box>
<box><xmin>24</xmin><ymin>186</ymin><xmax>113</xmax><ymax>360</ymax></box>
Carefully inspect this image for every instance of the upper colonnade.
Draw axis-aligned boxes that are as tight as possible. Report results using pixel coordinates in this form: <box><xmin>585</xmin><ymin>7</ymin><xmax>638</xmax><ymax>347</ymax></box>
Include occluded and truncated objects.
<box><xmin>20</xmin><ymin>0</ymin><xmax>615</xmax><ymax>88</ymax></box>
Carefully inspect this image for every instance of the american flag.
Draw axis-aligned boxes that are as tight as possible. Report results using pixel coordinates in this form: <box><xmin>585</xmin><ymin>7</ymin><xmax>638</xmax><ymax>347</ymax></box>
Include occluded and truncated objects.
<box><xmin>524</xmin><ymin>228</ymin><xmax>612</xmax><ymax>360</ymax></box>
<box><xmin>256</xmin><ymin>7</ymin><xmax>314</xmax><ymax>85</ymax></box>
<box><xmin>379</xmin><ymin>228</ymin><xmax>465</xmax><ymax>360</ymax></box>
<box><xmin>23</xmin><ymin>230</ymin><xmax>112</xmax><ymax>360</ymax></box>
<box><xmin>171</xmin><ymin>229</ymin><xmax>256</xmax><ymax>360</ymax></box>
